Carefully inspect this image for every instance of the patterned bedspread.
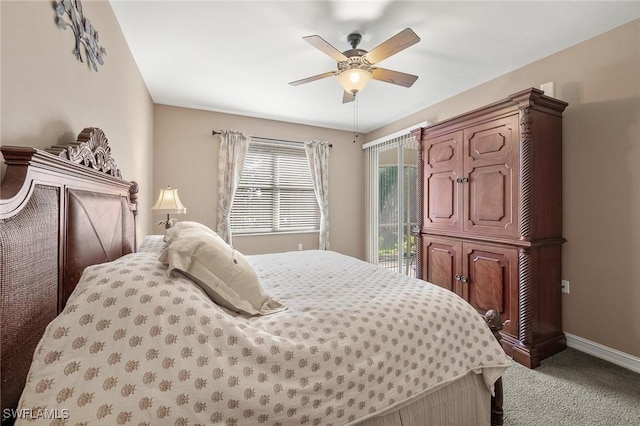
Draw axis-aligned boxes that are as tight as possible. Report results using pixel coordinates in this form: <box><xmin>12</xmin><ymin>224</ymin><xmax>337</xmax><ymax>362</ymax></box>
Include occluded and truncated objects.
<box><xmin>17</xmin><ymin>239</ymin><xmax>510</xmax><ymax>425</ymax></box>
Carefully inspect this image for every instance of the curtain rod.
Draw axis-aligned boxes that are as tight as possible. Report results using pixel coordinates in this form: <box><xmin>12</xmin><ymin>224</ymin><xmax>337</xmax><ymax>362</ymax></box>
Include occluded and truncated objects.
<box><xmin>212</xmin><ymin>130</ymin><xmax>332</xmax><ymax>148</ymax></box>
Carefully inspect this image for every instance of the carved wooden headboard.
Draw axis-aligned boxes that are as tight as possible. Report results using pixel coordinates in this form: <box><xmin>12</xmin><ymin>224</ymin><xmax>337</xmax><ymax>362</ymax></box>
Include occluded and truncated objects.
<box><xmin>0</xmin><ymin>128</ymin><xmax>138</xmax><ymax>420</ymax></box>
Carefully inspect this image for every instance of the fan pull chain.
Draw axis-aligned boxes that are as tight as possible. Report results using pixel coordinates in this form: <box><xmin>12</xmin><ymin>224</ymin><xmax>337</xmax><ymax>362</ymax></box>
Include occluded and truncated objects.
<box><xmin>353</xmin><ymin>94</ymin><xmax>359</xmax><ymax>143</ymax></box>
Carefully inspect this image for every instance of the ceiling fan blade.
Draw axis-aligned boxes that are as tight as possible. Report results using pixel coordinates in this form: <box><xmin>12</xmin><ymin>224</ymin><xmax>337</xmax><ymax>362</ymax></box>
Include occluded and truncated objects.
<box><xmin>363</xmin><ymin>28</ymin><xmax>420</xmax><ymax>64</ymax></box>
<box><xmin>303</xmin><ymin>35</ymin><xmax>349</xmax><ymax>62</ymax></box>
<box><xmin>371</xmin><ymin>67</ymin><xmax>418</xmax><ymax>88</ymax></box>
<box><xmin>289</xmin><ymin>71</ymin><xmax>338</xmax><ymax>86</ymax></box>
<box><xmin>342</xmin><ymin>91</ymin><xmax>355</xmax><ymax>104</ymax></box>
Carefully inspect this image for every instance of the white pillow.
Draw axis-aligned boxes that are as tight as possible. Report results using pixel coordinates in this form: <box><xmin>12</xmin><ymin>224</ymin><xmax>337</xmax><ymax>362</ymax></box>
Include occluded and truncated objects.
<box><xmin>164</xmin><ymin>221</ymin><xmax>218</xmax><ymax>243</ymax></box>
<box><xmin>159</xmin><ymin>230</ymin><xmax>286</xmax><ymax>316</ymax></box>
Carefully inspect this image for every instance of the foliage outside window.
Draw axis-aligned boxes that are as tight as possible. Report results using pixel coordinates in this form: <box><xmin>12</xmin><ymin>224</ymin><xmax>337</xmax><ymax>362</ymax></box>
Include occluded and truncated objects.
<box><xmin>230</xmin><ymin>140</ymin><xmax>320</xmax><ymax>234</ymax></box>
<box><xmin>378</xmin><ymin>165</ymin><xmax>417</xmax><ymax>259</ymax></box>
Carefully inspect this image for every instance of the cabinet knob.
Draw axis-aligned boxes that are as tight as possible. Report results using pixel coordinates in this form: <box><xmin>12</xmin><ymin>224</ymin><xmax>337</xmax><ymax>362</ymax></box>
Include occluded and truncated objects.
<box><xmin>460</xmin><ymin>275</ymin><xmax>468</xmax><ymax>283</ymax></box>
<box><xmin>461</xmin><ymin>177</ymin><xmax>469</xmax><ymax>183</ymax></box>
<box><xmin>455</xmin><ymin>274</ymin><xmax>461</xmax><ymax>281</ymax></box>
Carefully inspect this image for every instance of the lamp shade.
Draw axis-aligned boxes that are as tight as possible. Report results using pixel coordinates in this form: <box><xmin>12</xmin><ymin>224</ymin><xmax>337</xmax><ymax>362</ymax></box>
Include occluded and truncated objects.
<box><xmin>151</xmin><ymin>186</ymin><xmax>187</xmax><ymax>214</ymax></box>
<box><xmin>337</xmin><ymin>67</ymin><xmax>372</xmax><ymax>94</ymax></box>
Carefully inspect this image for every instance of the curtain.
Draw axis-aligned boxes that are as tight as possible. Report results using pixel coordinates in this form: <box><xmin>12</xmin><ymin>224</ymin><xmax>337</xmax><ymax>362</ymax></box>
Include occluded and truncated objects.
<box><xmin>305</xmin><ymin>140</ymin><xmax>330</xmax><ymax>250</ymax></box>
<box><xmin>216</xmin><ymin>130</ymin><xmax>250</xmax><ymax>245</ymax></box>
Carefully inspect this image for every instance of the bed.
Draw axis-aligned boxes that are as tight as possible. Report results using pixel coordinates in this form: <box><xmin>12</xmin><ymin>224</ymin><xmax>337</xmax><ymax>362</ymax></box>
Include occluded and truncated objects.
<box><xmin>0</xmin><ymin>128</ymin><xmax>510</xmax><ymax>425</ymax></box>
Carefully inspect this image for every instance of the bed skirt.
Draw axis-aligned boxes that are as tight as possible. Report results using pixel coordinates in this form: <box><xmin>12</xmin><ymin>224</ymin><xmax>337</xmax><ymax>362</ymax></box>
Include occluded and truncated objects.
<box><xmin>358</xmin><ymin>372</ymin><xmax>490</xmax><ymax>426</ymax></box>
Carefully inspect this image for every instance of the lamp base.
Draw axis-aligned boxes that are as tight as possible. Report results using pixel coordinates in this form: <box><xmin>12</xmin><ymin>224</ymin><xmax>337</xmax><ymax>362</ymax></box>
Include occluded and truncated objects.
<box><xmin>158</xmin><ymin>214</ymin><xmax>176</xmax><ymax>229</ymax></box>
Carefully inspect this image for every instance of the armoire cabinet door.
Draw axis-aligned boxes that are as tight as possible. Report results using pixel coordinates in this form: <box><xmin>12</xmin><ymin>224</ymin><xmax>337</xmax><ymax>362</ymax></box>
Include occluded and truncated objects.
<box><xmin>463</xmin><ymin>242</ymin><xmax>518</xmax><ymax>337</ymax></box>
<box><xmin>422</xmin><ymin>131</ymin><xmax>463</xmax><ymax>232</ymax></box>
<box><xmin>422</xmin><ymin>235</ymin><xmax>519</xmax><ymax>337</ymax></box>
<box><xmin>421</xmin><ymin>236</ymin><xmax>462</xmax><ymax>294</ymax></box>
<box><xmin>463</xmin><ymin>115</ymin><xmax>519</xmax><ymax>238</ymax></box>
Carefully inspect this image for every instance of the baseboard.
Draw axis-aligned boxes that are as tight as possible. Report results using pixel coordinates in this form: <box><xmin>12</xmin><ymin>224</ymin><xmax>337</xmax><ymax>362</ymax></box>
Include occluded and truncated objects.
<box><xmin>565</xmin><ymin>332</ymin><xmax>640</xmax><ymax>374</ymax></box>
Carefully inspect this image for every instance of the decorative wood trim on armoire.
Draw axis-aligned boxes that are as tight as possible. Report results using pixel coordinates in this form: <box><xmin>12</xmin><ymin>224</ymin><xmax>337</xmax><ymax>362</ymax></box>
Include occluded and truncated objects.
<box><xmin>411</xmin><ymin>127</ymin><xmax>425</xmax><ymax>280</ymax></box>
<box><xmin>416</xmin><ymin>88</ymin><xmax>568</xmax><ymax>368</ymax></box>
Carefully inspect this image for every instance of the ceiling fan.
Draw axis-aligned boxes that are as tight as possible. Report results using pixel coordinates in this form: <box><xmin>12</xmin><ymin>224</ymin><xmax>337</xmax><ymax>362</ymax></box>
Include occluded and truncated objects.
<box><xmin>289</xmin><ymin>28</ymin><xmax>420</xmax><ymax>103</ymax></box>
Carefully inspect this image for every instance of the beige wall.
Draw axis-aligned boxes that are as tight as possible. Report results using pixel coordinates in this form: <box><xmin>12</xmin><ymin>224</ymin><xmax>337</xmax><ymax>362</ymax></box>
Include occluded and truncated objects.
<box><xmin>153</xmin><ymin>105</ymin><xmax>364</xmax><ymax>259</ymax></box>
<box><xmin>1</xmin><ymin>0</ymin><xmax>154</xmax><ymax>237</ymax></box>
<box><xmin>368</xmin><ymin>20</ymin><xmax>640</xmax><ymax>358</ymax></box>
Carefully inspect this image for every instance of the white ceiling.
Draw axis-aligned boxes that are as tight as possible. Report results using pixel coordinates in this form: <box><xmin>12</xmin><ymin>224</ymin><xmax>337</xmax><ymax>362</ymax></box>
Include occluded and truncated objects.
<box><xmin>109</xmin><ymin>1</ymin><xmax>640</xmax><ymax>133</ymax></box>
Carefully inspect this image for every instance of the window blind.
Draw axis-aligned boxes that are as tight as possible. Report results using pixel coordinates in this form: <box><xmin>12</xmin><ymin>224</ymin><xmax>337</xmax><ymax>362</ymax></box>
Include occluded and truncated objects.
<box><xmin>230</xmin><ymin>139</ymin><xmax>320</xmax><ymax>234</ymax></box>
<box><xmin>364</xmin><ymin>132</ymin><xmax>418</xmax><ymax>276</ymax></box>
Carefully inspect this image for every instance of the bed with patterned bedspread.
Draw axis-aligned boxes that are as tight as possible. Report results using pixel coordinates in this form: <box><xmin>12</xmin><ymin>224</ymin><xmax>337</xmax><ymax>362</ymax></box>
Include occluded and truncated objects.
<box><xmin>16</xmin><ymin>235</ymin><xmax>510</xmax><ymax>425</ymax></box>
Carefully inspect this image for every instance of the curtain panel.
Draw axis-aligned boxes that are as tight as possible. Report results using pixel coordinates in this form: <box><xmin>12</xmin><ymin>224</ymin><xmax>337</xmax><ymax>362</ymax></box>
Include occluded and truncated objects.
<box><xmin>216</xmin><ymin>130</ymin><xmax>250</xmax><ymax>245</ymax></box>
<box><xmin>305</xmin><ymin>140</ymin><xmax>330</xmax><ymax>250</ymax></box>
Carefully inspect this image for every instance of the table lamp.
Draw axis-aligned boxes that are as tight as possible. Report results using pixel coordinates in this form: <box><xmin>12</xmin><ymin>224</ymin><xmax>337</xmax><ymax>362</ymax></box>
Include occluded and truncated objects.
<box><xmin>151</xmin><ymin>186</ymin><xmax>186</xmax><ymax>229</ymax></box>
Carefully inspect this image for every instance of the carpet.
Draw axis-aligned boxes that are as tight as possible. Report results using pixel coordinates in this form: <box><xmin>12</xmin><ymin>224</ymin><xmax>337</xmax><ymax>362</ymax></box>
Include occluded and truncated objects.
<box><xmin>502</xmin><ymin>348</ymin><xmax>640</xmax><ymax>425</ymax></box>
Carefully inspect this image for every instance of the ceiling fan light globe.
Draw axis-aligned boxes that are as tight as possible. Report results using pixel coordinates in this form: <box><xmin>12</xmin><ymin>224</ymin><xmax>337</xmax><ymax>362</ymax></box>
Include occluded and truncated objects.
<box><xmin>337</xmin><ymin>68</ymin><xmax>371</xmax><ymax>95</ymax></box>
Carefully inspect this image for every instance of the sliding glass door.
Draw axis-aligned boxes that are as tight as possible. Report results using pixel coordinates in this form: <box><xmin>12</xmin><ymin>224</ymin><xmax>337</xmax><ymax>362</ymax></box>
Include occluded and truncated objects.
<box><xmin>365</xmin><ymin>133</ymin><xmax>418</xmax><ymax>276</ymax></box>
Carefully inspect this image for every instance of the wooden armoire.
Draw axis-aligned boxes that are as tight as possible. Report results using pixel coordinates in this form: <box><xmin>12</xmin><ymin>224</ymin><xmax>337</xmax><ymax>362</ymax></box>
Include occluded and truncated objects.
<box><xmin>413</xmin><ymin>88</ymin><xmax>568</xmax><ymax>368</ymax></box>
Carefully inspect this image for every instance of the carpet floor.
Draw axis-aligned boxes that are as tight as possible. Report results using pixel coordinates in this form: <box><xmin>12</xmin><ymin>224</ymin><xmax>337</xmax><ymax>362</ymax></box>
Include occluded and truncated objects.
<box><xmin>502</xmin><ymin>348</ymin><xmax>640</xmax><ymax>425</ymax></box>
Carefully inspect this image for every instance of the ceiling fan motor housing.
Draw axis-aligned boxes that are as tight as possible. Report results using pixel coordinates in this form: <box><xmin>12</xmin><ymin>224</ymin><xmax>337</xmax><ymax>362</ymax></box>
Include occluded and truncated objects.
<box><xmin>339</xmin><ymin>33</ymin><xmax>371</xmax><ymax>73</ymax></box>
<box><xmin>342</xmin><ymin>48</ymin><xmax>368</xmax><ymax>58</ymax></box>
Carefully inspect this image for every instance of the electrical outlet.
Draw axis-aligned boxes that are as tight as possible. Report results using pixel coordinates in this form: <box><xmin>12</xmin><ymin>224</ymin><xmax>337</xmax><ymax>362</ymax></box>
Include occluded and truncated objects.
<box><xmin>561</xmin><ymin>280</ymin><xmax>570</xmax><ymax>294</ymax></box>
<box><xmin>298</xmin><ymin>243</ymin><xmax>303</xmax><ymax>251</ymax></box>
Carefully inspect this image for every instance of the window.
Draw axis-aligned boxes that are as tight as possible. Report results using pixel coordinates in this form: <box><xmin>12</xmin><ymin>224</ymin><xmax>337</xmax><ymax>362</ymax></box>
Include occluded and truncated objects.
<box><xmin>230</xmin><ymin>139</ymin><xmax>320</xmax><ymax>234</ymax></box>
